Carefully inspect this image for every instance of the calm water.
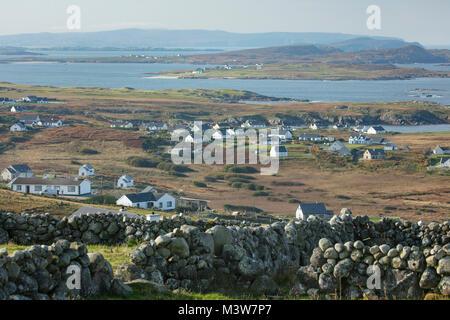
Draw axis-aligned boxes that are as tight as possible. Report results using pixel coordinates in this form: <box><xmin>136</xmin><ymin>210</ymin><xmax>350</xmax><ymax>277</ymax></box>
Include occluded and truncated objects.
<box><xmin>382</xmin><ymin>124</ymin><xmax>450</xmax><ymax>133</ymax></box>
<box><xmin>0</xmin><ymin>60</ymin><xmax>449</xmax><ymax>105</ymax></box>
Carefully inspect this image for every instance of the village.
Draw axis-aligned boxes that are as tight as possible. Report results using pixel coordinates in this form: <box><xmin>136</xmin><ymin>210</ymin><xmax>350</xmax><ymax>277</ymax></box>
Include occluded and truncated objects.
<box><xmin>1</xmin><ymin>95</ymin><xmax>449</xmax><ymax>224</ymax></box>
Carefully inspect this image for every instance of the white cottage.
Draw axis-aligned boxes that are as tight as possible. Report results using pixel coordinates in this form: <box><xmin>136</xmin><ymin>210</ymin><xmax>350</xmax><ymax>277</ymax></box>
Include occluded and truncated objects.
<box><xmin>270</xmin><ymin>145</ymin><xmax>288</xmax><ymax>158</ymax></box>
<box><xmin>78</xmin><ymin>163</ymin><xmax>95</xmax><ymax>177</ymax></box>
<box><xmin>116</xmin><ymin>191</ymin><xmax>176</xmax><ymax>210</ymax></box>
<box><xmin>117</xmin><ymin>175</ymin><xmax>134</xmax><ymax>189</ymax></box>
<box><xmin>10</xmin><ymin>122</ymin><xmax>27</xmax><ymax>132</ymax></box>
<box><xmin>9</xmin><ymin>177</ymin><xmax>91</xmax><ymax>195</ymax></box>
<box><xmin>1</xmin><ymin>164</ymin><xmax>34</xmax><ymax>181</ymax></box>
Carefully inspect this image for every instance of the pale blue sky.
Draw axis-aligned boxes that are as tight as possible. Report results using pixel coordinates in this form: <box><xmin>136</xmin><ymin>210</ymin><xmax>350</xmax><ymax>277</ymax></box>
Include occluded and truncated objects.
<box><xmin>1</xmin><ymin>0</ymin><xmax>449</xmax><ymax>45</ymax></box>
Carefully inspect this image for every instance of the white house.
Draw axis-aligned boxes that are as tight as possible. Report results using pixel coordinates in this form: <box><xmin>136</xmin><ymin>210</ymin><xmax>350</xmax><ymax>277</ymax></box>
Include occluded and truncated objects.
<box><xmin>348</xmin><ymin>135</ymin><xmax>371</xmax><ymax>145</ymax></box>
<box><xmin>9</xmin><ymin>177</ymin><xmax>91</xmax><ymax>196</ymax></box>
<box><xmin>384</xmin><ymin>143</ymin><xmax>398</xmax><ymax>151</ymax></box>
<box><xmin>1</xmin><ymin>164</ymin><xmax>34</xmax><ymax>181</ymax></box>
<box><xmin>270</xmin><ymin>129</ymin><xmax>293</xmax><ymax>140</ymax></box>
<box><xmin>140</xmin><ymin>122</ymin><xmax>168</xmax><ymax>131</ymax></box>
<box><xmin>10</xmin><ymin>106</ymin><xmax>27</xmax><ymax>113</ymax></box>
<box><xmin>270</xmin><ymin>145</ymin><xmax>288</xmax><ymax>157</ymax></box>
<box><xmin>366</xmin><ymin>126</ymin><xmax>386</xmax><ymax>135</ymax></box>
<box><xmin>212</xmin><ymin>129</ymin><xmax>231</xmax><ymax>140</ymax></box>
<box><xmin>37</xmin><ymin>118</ymin><xmax>63</xmax><ymax>128</ymax></box>
<box><xmin>438</xmin><ymin>158</ymin><xmax>450</xmax><ymax>168</ymax></box>
<box><xmin>116</xmin><ymin>191</ymin><xmax>176</xmax><ymax>211</ymax></box>
<box><xmin>78</xmin><ymin>163</ymin><xmax>95</xmax><ymax>177</ymax></box>
<box><xmin>117</xmin><ymin>175</ymin><xmax>134</xmax><ymax>189</ymax></box>
<box><xmin>433</xmin><ymin>145</ymin><xmax>450</xmax><ymax>155</ymax></box>
<box><xmin>296</xmin><ymin>203</ymin><xmax>333</xmax><ymax>221</ymax></box>
<box><xmin>10</xmin><ymin>122</ymin><xmax>27</xmax><ymax>132</ymax></box>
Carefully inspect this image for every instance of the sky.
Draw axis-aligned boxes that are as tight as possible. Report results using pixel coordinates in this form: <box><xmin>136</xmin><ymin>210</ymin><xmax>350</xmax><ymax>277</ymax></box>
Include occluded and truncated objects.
<box><xmin>0</xmin><ymin>0</ymin><xmax>449</xmax><ymax>46</ymax></box>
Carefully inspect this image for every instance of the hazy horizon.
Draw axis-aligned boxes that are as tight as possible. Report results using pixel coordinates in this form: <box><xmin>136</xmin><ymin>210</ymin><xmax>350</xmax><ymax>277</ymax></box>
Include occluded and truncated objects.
<box><xmin>0</xmin><ymin>0</ymin><xmax>449</xmax><ymax>47</ymax></box>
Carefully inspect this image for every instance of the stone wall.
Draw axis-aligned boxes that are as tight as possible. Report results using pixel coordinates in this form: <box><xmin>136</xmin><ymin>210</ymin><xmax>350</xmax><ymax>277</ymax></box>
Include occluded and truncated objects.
<box><xmin>295</xmin><ymin>238</ymin><xmax>449</xmax><ymax>299</ymax></box>
<box><xmin>0</xmin><ymin>209</ymin><xmax>449</xmax><ymax>299</ymax></box>
<box><xmin>0</xmin><ymin>240</ymin><xmax>128</xmax><ymax>300</ymax></box>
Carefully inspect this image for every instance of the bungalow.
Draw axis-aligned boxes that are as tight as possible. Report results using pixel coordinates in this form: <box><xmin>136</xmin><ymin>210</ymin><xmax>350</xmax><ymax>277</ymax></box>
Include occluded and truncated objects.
<box><xmin>117</xmin><ymin>175</ymin><xmax>134</xmax><ymax>189</ymax></box>
<box><xmin>270</xmin><ymin>145</ymin><xmax>288</xmax><ymax>158</ymax></box>
<box><xmin>438</xmin><ymin>158</ymin><xmax>450</xmax><ymax>168</ymax></box>
<box><xmin>299</xmin><ymin>133</ymin><xmax>322</xmax><ymax>141</ymax></box>
<box><xmin>37</xmin><ymin>117</ymin><xmax>63</xmax><ymax>128</ymax></box>
<box><xmin>326</xmin><ymin>141</ymin><xmax>351</xmax><ymax>156</ymax></box>
<box><xmin>10</xmin><ymin>106</ymin><xmax>27</xmax><ymax>113</ymax></box>
<box><xmin>367</xmin><ymin>126</ymin><xmax>386</xmax><ymax>135</ymax></box>
<box><xmin>384</xmin><ymin>143</ymin><xmax>398</xmax><ymax>151</ymax></box>
<box><xmin>21</xmin><ymin>95</ymin><xmax>38</xmax><ymax>103</ymax></box>
<box><xmin>270</xmin><ymin>129</ymin><xmax>293</xmax><ymax>140</ymax></box>
<box><xmin>8</xmin><ymin>177</ymin><xmax>91</xmax><ymax>195</ymax></box>
<box><xmin>140</xmin><ymin>122</ymin><xmax>168</xmax><ymax>131</ymax></box>
<box><xmin>295</xmin><ymin>203</ymin><xmax>333</xmax><ymax>221</ymax></box>
<box><xmin>78</xmin><ymin>163</ymin><xmax>95</xmax><ymax>177</ymax></box>
<box><xmin>116</xmin><ymin>191</ymin><xmax>176</xmax><ymax>210</ymax></box>
<box><xmin>363</xmin><ymin>149</ymin><xmax>386</xmax><ymax>160</ymax></box>
<box><xmin>348</xmin><ymin>134</ymin><xmax>371</xmax><ymax>145</ymax></box>
<box><xmin>10</xmin><ymin>122</ymin><xmax>27</xmax><ymax>132</ymax></box>
<box><xmin>433</xmin><ymin>145</ymin><xmax>450</xmax><ymax>155</ymax></box>
<box><xmin>1</xmin><ymin>164</ymin><xmax>34</xmax><ymax>181</ymax></box>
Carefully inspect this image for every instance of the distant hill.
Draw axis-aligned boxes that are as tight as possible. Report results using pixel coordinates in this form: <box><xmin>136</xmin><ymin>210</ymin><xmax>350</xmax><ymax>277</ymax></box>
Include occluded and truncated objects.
<box><xmin>0</xmin><ymin>28</ymin><xmax>406</xmax><ymax>49</ymax></box>
<box><xmin>330</xmin><ymin>37</ymin><xmax>423</xmax><ymax>52</ymax></box>
<box><xmin>330</xmin><ymin>45</ymin><xmax>447</xmax><ymax>64</ymax></box>
<box><xmin>179</xmin><ymin>44</ymin><xmax>449</xmax><ymax>65</ymax></box>
<box><xmin>181</xmin><ymin>45</ymin><xmax>342</xmax><ymax>64</ymax></box>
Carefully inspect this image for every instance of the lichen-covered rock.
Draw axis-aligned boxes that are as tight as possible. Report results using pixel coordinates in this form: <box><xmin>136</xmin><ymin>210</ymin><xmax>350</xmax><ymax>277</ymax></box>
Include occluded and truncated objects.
<box><xmin>168</xmin><ymin>238</ymin><xmax>190</xmax><ymax>258</ymax></box>
<box><xmin>206</xmin><ymin>225</ymin><xmax>233</xmax><ymax>256</ymax></box>
<box><xmin>420</xmin><ymin>267</ymin><xmax>441</xmax><ymax>289</ymax></box>
<box><xmin>438</xmin><ymin>276</ymin><xmax>450</xmax><ymax>296</ymax></box>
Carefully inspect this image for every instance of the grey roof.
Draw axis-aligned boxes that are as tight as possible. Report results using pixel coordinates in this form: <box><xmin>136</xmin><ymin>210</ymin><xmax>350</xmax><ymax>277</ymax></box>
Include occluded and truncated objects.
<box><xmin>82</xmin><ymin>163</ymin><xmax>94</xmax><ymax>170</ymax></box>
<box><xmin>19</xmin><ymin>115</ymin><xmax>39</xmax><ymax>121</ymax></box>
<box><xmin>370</xmin><ymin>126</ymin><xmax>385</xmax><ymax>131</ymax></box>
<box><xmin>366</xmin><ymin>149</ymin><xmax>386</xmax><ymax>156</ymax></box>
<box><xmin>120</xmin><ymin>174</ymin><xmax>133</xmax><ymax>182</ymax></box>
<box><xmin>11</xmin><ymin>177</ymin><xmax>86</xmax><ymax>186</ymax></box>
<box><xmin>9</xmin><ymin>164</ymin><xmax>32</xmax><ymax>173</ymax></box>
<box><xmin>11</xmin><ymin>122</ymin><xmax>26</xmax><ymax>129</ymax></box>
<box><xmin>122</xmin><ymin>192</ymin><xmax>161</xmax><ymax>203</ymax></box>
<box><xmin>299</xmin><ymin>133</ymin><xmax>322</xmax><ymax>139</ymax></box>
<box><xmin>298</xmin><ymin>203</ymin><xmax>331</xmax><ymax>215</ymax></box>
<box><xmin>70</xmin><ymin>206</ymin><xmax>139</xmax><ymax>218</ymax></box>
<box><xmin>327</xmin><ymin>141</ymin><xmax>350</xmax><ymax>154</ymax></box>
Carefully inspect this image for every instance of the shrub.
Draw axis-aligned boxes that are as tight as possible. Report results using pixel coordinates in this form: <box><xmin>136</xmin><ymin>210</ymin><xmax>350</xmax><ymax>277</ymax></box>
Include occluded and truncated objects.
<box><xmin>204</xmin><ymin>176</ymin><xmax>217</xmax><ymax>182</ymax></box>
<box><xmin>126</xmin><ymin>156</ymin><xmax>159</xmax><ymax>168</ymax></box>
<box><xmin>193</xmin><ymin>181</ymin><xmax>207</xmax><ymax>188</ymax></box>
<box><xmin>79</xmin><ymin>148</ymin><xmax>99</xmax><ymax>155</ymax></box>
<box><xmin>223</xmin><ymin>165</ymin><xmax>258</xmax><ymax>174</ymax></box>
<box><xmin>83</xmin><ymin>195</ymin><xmax>117</xmax><ymax>205</ymax></box>
<box><xmin>252</xmin><ymin>191</ymin><xmax>269</xmax><ymax>197</ymax></box>
<box><xmin>271</xmin><ymin>181</ymin><xmax>305</xmax><ymax>186</ymax></box>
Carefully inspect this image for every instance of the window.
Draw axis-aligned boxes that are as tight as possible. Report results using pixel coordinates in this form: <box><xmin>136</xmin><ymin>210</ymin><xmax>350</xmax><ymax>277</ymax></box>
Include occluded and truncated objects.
<box><xmin>167</xmin><ymin>201</ymin><xmax>172</xmax><ymax>208</ymax></box>
<box><xmin>159</xmin><ymin>202</ymin><xmax>163</xmax><ymax>208</ymax></box>
<box><xmin>68</xmin><ymin>186</ymin><xmax>76</xmax><ymax>193</ymax></box>
<box><xmin>16</xmin><ymin>185</ymin><xmax>22</xmax><ymax>191</ymax></box>
<box><xmin>34</xmin><ymin>185</ymin><xmax>42</xmax><ymax>192</ymax></box>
